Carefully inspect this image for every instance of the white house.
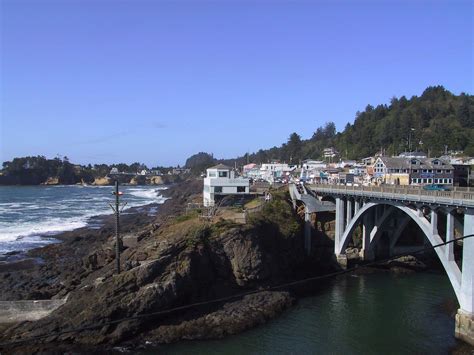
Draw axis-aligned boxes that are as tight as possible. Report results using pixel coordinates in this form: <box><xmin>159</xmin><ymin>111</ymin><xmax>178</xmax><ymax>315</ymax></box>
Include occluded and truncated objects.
<box><xmin>243</xmin><ymin>163</ymin><xmax>262</xmax><ymax>179</ymax></box>
<box><xmin>323</xmin><ymin>147</ymin><xmax>339</xmax><ymax>160</ymax></box>
<box><xmin>300</xmin><ymin>160</ymin><xmax>327</xmax><ymax>183</ymax></box>
<box><xmin>203</xmin><ymin>164</ymin><xmax>250</xmax><ymax>207</ymax></box>
<box><xmin>302</xmin><ymin>160</ymin><xmax>327</xmax><ymax>170</ymax></box>
<box><xmin>260</xmin><ymin>162</ymin><xmax>296</xmax><ymax>182</ymax></box>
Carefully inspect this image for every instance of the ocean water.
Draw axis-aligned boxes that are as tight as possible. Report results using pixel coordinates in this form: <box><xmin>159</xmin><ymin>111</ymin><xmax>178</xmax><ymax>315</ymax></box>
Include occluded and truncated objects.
<box><xmin>0</xmin><ymin>185</ymin><xmax>168</xmax><ymax>255</ymax></box>
<box><xmin>156</xmin><ymin>272</ymin><xmax>459</xmax><ymax>354</ymax></box>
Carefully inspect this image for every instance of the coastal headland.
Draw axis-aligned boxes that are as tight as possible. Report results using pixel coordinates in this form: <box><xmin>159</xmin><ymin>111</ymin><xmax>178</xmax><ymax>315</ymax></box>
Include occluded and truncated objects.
<box><xmin>0</xmin><ymin>178</ymin><xmax>338</xmax><ymax>353</ymax></box>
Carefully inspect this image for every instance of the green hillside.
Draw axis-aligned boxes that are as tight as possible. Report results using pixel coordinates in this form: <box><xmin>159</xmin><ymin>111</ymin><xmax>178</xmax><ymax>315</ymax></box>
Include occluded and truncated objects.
<box><xmin>222</xmin><ymin>86</ymin><xmax>473</xmax><ymax>166</ymax></box>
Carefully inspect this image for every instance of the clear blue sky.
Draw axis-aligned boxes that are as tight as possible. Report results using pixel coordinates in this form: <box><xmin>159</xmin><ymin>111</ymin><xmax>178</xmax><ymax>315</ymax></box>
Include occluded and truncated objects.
<box><xmin>1</xmin><ymin>0</ymin><xmax>472</xmax><ymax>167</ymax></box>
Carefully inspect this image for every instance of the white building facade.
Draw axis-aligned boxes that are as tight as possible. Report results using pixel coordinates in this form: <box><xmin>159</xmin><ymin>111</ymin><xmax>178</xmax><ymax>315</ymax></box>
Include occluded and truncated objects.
<box><xmin>203</xmin><ymin>164</ymin><xmax>250</xmax><ymax>207</ymax></box>
<box><xmin>260</xmin><ymin>162</ymin><xmax>296</xmax><ymax>182</ymax></box>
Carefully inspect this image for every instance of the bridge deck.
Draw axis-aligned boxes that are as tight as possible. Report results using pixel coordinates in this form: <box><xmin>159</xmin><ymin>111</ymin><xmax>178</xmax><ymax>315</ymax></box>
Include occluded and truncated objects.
<box><xmin>307</xmin><ymin>184</ymin><xmax>474</xmax><ymax>209</ymax></box>
<box><xmin>300</xmin><ymin>194</ymin><xmax>335</xmax><ymax>213</ymax></box>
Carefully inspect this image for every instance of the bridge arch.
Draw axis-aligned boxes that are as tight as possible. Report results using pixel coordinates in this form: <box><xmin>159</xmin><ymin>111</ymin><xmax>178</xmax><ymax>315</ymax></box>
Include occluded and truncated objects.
<box><xmin>337</xmin><ymin>200</ymin><xmax>462</xmax><ymax>302</ymax></box>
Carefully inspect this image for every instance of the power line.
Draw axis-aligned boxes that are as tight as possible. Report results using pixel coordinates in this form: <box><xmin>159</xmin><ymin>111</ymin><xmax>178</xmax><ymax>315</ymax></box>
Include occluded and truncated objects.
<box><xmin>1</xmin><ymin>234</ymin><xmax>473</xmax><ymax>349</ymax></box>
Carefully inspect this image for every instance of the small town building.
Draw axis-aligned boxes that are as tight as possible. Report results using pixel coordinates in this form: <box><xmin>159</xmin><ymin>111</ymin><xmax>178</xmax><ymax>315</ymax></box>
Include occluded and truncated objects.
<box><xmin>302</xmin><ymin>160</ymin><xmax>327</xmax><ymax>170</ymax></box>
<box><xmin>398</xmin><ymin>151</ymin><xmax>427</xmax><ymax>159</ymax></box>
<box><xmin>349</xmin><ymin>165</ymin><xmax>367</xmax><ymax>176</ymax></box>
<box><xmin>203</xmin><ymin>164</ymin><xmax>250</xmax><ymax>207</ymax></box>
<box><xmin>373</xmin><ymin>157</ymin><xmax>410</xmax><ymax>185</ymax></box>
<box><xmin>243</xmin><ymin>163</ymin><xmax>261</xmax><ymax>179</ymax></box>
<box><xmin>172</xmin><ymin>168</ymin><xmax>191</xmax><ymax>175</ymax></box>
<box><xmin>337</xmin><ymin>173</ymin><xmax>355</xmax><ymax>184</ymax></box>
<box><xmin>373</xmin><ymin>157</ymin><xmax>454</xmax><ymax>185</ymax></box>
<box><xmin>409</xmin><ymin>158</ymin><xmax>453</xmax><ymax>185</ymax></box>
<box><xmin>323</xmin><ymin>147</ymin><xmax>339</xmax><ymax>161</ymax></box>
<box><xmin>260</xmin><ymin>162</ymin><xmax>295</xmax><ymax>182</ymax></box>
<box><xmin>150</xmin><ymin>169</ymin><xmax>163</xmax><ymax>176</ymax></box>
<box><xmin>336</xmin><ymin>160</ymin><xmax>357</xmax><ymax>169</ymax></box>
<box><xmin>452</xmin><ymin>164</ymin><xmax>471</xmax><ymax>187</ymax></box>
<box><xmin>300</xmin><ymin>160</ymin><xmax>327</xmax><ymax>183</ymax></box>
<box><xmin>362</xmin><ymin>157</ymin><xmax>375</xmax><ymax>166</ymax></box>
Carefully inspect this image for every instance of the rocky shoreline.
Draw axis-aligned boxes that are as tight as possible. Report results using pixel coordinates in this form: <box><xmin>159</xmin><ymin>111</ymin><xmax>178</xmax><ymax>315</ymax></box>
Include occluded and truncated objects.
<box><xmin>0</xmin><ymin>179</ymin><xmax>323</xmax><ymax>353</ymax></box>
<box><xmin>1</xmin><ymin>179</ymin><xmax>466</xmax><ymax>354</ymax></box>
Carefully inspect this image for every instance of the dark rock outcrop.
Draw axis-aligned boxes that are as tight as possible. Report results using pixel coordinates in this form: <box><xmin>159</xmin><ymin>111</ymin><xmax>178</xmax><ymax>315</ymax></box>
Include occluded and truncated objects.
<box><xmin>0</xmin><ymin>181</ymin><xmax>321</xmax><ymax>353</ymax></box>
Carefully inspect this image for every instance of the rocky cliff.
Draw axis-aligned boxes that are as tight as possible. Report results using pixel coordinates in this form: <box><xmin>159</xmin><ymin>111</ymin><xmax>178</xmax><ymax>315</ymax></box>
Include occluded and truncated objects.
<box><xmin>0</xmin><ymin>180</ymin><xmax>331</xmax><ymax>353</ymax></box>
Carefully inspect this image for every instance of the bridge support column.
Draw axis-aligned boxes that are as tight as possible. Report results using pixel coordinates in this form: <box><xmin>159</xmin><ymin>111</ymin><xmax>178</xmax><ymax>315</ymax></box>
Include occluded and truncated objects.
<box><xmin>354</xmin><ymin>199</ymin><xmax>360</xmax><ymax>215</ymax></box>
<box><xmin>446</xmin><ymin>211</ymin><xmax>455</xmax><ymax>261</ymax></box>
<box><xmin>456</xmin><ymin>211</ymin><xmax>474</xmax><ymax>346</ymax></box>
<box><xmin>335</xmin><ymin>197</ymin><xmax>345</xmax><ymax>256</ymax></box>
<box><xmin>360</xmin><ymin>210</ymin><xmax>374</xmax><ymax>261</ymax></box>
<box><xmin>304</xmin><ymin>209</ymin><xmax>312</xmax><ymax>256</ymax></box>
<box><xmin>431</xmin><ymin>210</ymin><xmax>438</xmax><ymax>236</ymax></box>
<box><xmin>346</xmin><ymin>199</ymin><xmax>352</xmax><ymax>228</ymax></box>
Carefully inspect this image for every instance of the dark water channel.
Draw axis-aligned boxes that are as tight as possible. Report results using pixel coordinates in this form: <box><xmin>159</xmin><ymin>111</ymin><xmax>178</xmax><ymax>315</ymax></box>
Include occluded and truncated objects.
<box><xmin>153</xmin><ymin>271</ymin><xmax>462</xmax><ymax>354</ymax></box>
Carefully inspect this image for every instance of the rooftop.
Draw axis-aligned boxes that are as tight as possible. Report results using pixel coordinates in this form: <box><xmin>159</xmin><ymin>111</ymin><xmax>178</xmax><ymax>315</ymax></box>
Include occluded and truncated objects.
<box><xmin>208</xmin><ymin>164</ymin><xmax>233</xmax><ymax>170</ymax></box>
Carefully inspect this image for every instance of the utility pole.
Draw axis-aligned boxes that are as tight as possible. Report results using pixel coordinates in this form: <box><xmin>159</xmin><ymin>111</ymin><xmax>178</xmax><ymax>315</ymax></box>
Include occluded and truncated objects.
<box><xmin>109</xmin><ymin>180</ymin><xmax>126</xmax><ymax>274</ymax></box>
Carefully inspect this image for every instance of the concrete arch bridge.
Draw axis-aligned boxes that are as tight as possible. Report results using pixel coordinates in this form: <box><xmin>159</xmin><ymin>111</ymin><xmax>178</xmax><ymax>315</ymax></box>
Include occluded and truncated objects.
<box><xmin>290</xmin><ymin>183</ymin><xmax>474</xmax><ymax>345</ymax></box>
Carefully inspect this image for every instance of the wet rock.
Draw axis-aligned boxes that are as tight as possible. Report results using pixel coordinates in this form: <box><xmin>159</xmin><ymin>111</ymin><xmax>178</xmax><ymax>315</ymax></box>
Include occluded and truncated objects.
<box><xmin>222</xmin><ymin>232</ymin><xmax>270</xmax><ymax>286</ymax></box>
<box><xmin>146</xmin><ymin>291</ymin><xmax>294</xmax><ymax>343</ymax></box>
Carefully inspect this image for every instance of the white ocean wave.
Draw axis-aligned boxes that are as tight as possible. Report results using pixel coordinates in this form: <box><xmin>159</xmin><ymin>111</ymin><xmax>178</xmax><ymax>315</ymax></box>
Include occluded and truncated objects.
<box><xmin>0</xmin><ymin>217</ymin><xmax>89</xmax><ymax>243</ymax></box>
<box><xmin>0</xmin><ymin>185</ymin><xmax>170</xmax><ymax>254</ymax></box>
<box><xmin>0</xmin><ymin>202</ymin><xmax>30</xmax><ymax>208</ymax></box>
<box><xmin>126</xmin><ymin>187</ymin><xmax>168</xmax><ymax>200</ymax></box>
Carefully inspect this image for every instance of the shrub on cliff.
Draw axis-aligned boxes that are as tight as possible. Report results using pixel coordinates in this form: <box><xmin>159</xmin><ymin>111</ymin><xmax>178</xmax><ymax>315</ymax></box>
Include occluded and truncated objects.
<box><xmin>248</xmin><ymin>191</ymin><xmax>301</xmax><ymax>239</ymax></box>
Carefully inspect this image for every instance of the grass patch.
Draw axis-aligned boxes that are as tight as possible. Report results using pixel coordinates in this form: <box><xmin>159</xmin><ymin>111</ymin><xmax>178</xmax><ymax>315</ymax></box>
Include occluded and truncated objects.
<box><xmin>248</xmin><ymin>191</ymin><xmax>301</xmax><ymax>239</ymax></box>
<box><xmin>185</xmin><ymin>218</ymin><xmax>240</xmax><ymax>247</ymax></box>
<box><xmin>174</xmin><ymin>209</ymin><xmax>200</xmax><ymax>223</ymax></box>
<box><xmin>244</xmin><ymin>198</ymin><xmax>262</xmax><ymax>209</ymax></box>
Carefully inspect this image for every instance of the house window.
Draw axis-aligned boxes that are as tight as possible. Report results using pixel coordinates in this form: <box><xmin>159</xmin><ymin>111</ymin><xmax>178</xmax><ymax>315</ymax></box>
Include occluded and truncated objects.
<box><xmin>237</xmin><ymin>186</ymin><xmax>246</xmax><ymax>193</ymax></box>
<box><xmin>446</xmin><ymin>170</ymin><xmax>451</xmax><ymax>174</ymax></box>
<box><xmin>413</xmin><ymin>169</ymin><xmax>418</xmax><ymax>173</ymax></box>
<box><xmin>428</xmin><ymin>170</ymin><xmax>433</xmax><ymax>173</ymax></box>
<box><xmin>428</xmin><ymin>178</ymin><xmax>433</xmax><ymax>183</ymax></box>
<box><xmin>434</xmin><ymin>161</ymin><xmax>440</xmax><ymax>165</ymax></box>
<box><xmin>422</xmin><ymin>169</ymin><xmax>428</xmax><ymax>173</ymax></box>
<box><xmin>436</xmin><ymin>170</ymin><xmax>442</xmax><ymax>173</ymax></box>
<box><xmin>208</xmin><ymin>172</ymin><xmax>216</xmax><ymax>177</ymax></box>
<box><xmin>218</xmin><ymin>171</ymin><xmax>228</xmax><ymax>178</ymax></box>
<box><xmin>214</xmin><ymin>186</ymin><xmax>223</xmax><ymax>193</ymax></box>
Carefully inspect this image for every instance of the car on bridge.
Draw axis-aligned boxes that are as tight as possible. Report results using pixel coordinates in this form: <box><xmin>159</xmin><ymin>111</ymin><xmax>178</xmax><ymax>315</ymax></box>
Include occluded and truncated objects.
<box><xmin>423</xmin><ymin>184</ymin><xmax>451</xmax><ymax>191</ymax></box>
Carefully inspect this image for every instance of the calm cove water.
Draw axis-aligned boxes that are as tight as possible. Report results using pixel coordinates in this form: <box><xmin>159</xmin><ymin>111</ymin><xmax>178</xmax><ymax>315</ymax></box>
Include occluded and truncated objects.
<box><xmin>0</xmin><ymin>185</ymin><xmax>167</xmax><ymax>255</ymax></box>
<box><xmin>154</xmin><ymin>272</ymin><xmax>459</xmax><ymax>355</ymax></box>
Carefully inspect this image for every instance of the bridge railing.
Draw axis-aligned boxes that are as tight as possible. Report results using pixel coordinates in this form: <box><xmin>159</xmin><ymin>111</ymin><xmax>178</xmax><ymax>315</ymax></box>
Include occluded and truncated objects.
<box><xmin>307</xmin><ymin>184</ymin><xmax>474</xmax><ymax>207</ymax></box>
